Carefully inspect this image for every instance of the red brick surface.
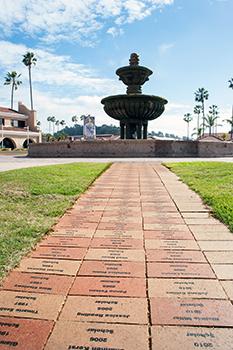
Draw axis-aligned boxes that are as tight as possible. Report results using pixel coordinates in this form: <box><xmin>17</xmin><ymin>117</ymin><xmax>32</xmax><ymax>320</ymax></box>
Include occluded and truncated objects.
<box><xmin>69</xmin><ymin>276</ymin><xmax>147</xmax><ymax>297</ymax></box>
<box><xmin>1</xmin><ymin>163</ymin><xmax>232</xmax><ymax>349</ymax></box>
<box><xmin>150</xmin><ymin>298</ymin><xmax>233</xmax><ymax>326</ymax></box>
<box><xmin>78</xmin><ymin>260</ymin><xmax>145</xmax><ymax>277</ymax></box>
<box><xmin>0</xmin><ymin>317</ymin><xmax>53</xmax><ymax>350</ymax></box>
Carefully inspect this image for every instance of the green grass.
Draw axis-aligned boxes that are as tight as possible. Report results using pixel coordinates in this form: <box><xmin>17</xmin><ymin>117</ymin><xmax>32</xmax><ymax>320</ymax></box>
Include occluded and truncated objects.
<box><xmin>165</xmin><ymin>162</ymin><xmax>233</xmax><ymax>232</ymax></box>
<box><xmin>0</xmin><ymin>163</ymin><xmax>109</xmax><ymax>278</ymax></box>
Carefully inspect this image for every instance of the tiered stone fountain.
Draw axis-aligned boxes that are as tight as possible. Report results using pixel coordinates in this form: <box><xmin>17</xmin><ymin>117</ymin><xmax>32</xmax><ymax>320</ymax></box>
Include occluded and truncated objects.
<box><xmin>101</xmin><ymin>53</ymin><xmax>168</xmax><ymax>139</ymax></box>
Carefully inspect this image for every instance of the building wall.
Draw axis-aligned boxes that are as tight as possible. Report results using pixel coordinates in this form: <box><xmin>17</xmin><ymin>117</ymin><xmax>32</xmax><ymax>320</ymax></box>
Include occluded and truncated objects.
<box><xmin>0</xmin><ymin>102</ymin><xmax>41</xmax><ymax>148</ymax></box>
<box><xmin>18</xmin><ymin>102</ymin><xmax>37</xmax><ymax>131</ymax></box>
<box><xmin>28</xmin><ymin>139</ymin><xmax>233</xmax><ymax>158</ymax></box>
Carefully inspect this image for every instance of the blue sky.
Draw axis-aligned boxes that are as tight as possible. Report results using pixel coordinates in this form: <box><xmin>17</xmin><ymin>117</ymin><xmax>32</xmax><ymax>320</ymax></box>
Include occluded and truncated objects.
<box><xmin>0</xmin><ymin>0</ymin><xmax>232</xmax><ymax>136</ymax></box>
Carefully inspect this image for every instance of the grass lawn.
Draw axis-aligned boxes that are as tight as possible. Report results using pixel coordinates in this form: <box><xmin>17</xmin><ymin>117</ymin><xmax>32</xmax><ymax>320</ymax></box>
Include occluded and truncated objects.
<box><xmin>165</xmin><ymin>162</ymin><xmax>233</xmax><ymax>233</ymax></box>
<box><xmin>0</xmin><ymin>162</ymin><xmax>109</xmax><ymax>279</ymax></box>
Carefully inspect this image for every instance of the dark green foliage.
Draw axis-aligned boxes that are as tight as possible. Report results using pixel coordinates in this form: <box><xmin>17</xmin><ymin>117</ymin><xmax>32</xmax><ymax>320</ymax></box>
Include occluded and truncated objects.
<box><xmin>55</xmin><ymin>124</ymin><xmax>120</xmax><ymax>137</ymax></box>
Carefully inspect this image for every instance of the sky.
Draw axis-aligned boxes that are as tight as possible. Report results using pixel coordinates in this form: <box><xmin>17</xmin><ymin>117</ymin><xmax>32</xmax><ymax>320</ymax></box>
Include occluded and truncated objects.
<box><xmin>0</xmin><ymin>0</ymin><xmax>232</xmax><ymax>136</ymax></box>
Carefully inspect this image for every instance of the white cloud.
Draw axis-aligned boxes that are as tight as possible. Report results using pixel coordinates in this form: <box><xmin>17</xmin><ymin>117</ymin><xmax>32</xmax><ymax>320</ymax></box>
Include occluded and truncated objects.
<box><xmin>0</xmin><ymin>40</ymin><xmax>120</xmax><ymax>132</ymax></box>
<box><xmin>107</xmin><ymin>27</ymin><xmax>124</xmax><ymax>37</ymax></box>
<box><xmin>158</xmin><ymin>42</ymin><xmax>175</xmax><ymax>55</ymax></box>
<box><xmin>0</xmin><ymin>41</ymin><xmax>119</xmax><ymax>95</ymax></box>
<box><xmin>0</xmin><ymin>0</ymin><xmax>174</xmax><ymax>45</ymax></box>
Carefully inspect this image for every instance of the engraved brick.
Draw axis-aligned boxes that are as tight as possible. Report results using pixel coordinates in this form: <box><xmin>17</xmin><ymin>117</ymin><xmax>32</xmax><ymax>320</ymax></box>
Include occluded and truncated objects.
<box><xmin>150</xmin><ymin>298</ymin><xmax>233</xmax><ymax>326</ymax></box>
<box><xmin>152</xmin><ymin>326</ymin><xmax>233</xmax><ymax>350</ymax></box>
<box><xmin>146</xmin><ymin>250</ymin><xmax>207</xmax><ymax>263</ymax></box>
<box><xmin>147</xmin><ymin>262</ymin><xmax>215</xmax><ymax>278</ymax></box>
<box><xmin>78</xmin><ymin>260</ymin><xmax>145</xmax><ymax>277</ymax></box>
<box><xmin>69</xmin><ymin>277</ymin><xmax>146</xmax><ymax>297</ymax></box>
<box><xmin>148</xmin><ymin>278</ymin><xmax>227</xmax><ymax>299</ymax></box>
<box><xmin>2</xmin><ymin>272</ymin><xmax>74</xmax><ymax>295</ymax></box>
<box><xmin>0</xmin><ymin>291</ymin><xmax>64</xmax><ymax>320</ymax></box>
<box><xmin>0</xmin><ymin>317</ymin><xmax>53</xmax><ymax>350</ymax></box>
<box><xmin>45</xmin><ymin>321</ymin><xmax>149</xmax><ymax>350</ymax></box>
<box><xmin>30</xmin><ymin>246</ymin><xmax>86</xmax><ymax>260</ymax></box>
<box><xmin>60</xmin><ymin>296</ymin><xmax>148</xmax><ymax>324</ymax></box>
<box><xmin>15</xmin><ymin>258</ymin><xmax>81</xmax><ymax>276</ymax></box>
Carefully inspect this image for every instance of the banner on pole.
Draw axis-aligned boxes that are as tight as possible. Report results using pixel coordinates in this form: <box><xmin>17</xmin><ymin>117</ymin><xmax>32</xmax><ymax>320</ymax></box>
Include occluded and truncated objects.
<box><xmin>83</xmin><ymin>115</ymin><xmax>96</xmax><ymax>140</ymax></box>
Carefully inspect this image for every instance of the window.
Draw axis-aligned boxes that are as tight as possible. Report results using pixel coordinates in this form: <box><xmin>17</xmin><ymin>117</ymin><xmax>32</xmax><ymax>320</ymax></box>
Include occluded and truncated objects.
<box><xmin>10</xmin><ymin>120</ymin><xmax>26</xmax><ymax>128</ymax></box>
<box><xmin>18</xmin><ymin>120</ymin><xmax>26</xmax><ymax>128</ymax></box>
<box><xmin>0</xmin><ymin>118</ymin><xmax>4</xmax><ymax>126</ymax></box>
<box><xmin>11</xmin><ymin>120</ymin><xmax>18</xmax><ymax>127</ymax></box>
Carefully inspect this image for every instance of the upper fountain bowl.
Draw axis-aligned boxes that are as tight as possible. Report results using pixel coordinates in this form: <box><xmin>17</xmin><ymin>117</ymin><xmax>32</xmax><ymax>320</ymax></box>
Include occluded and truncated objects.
<box><xmin>116</xmin><ymin>66</ymin><xmax>153</xmax><ymax>94</ymax></box>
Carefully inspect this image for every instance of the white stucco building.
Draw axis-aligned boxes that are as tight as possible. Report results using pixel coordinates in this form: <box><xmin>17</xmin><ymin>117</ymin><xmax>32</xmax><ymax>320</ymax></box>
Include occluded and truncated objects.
<box><xmin>0</xmin><ymin>102</ymin><xmax>41</xmax><ymax>149</ymax></box>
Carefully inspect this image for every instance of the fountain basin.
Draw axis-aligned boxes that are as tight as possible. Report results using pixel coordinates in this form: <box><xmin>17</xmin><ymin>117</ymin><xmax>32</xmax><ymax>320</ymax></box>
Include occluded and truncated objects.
<box><xmin>116</xmin><ymin>65</ymin><xmax>152</xmax><ymax>93</ymax></box>
<box><xmin>101</xmin><ymin>94</ymin><xmax>168</xmax><ymax>122</ymax></box>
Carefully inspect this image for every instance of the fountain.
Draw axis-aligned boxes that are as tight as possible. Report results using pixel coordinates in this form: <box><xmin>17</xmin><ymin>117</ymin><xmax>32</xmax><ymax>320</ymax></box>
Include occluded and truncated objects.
<box><xmin>101</xmin><ymin>53</ymin><xmax>168</xmax><ymax>139</ymax></box>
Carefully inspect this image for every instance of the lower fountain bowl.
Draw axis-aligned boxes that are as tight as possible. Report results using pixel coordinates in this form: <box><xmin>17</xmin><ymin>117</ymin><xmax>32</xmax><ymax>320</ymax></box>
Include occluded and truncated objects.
<box><xmin>101</xmin><ymin>94</ymin><xmax>168</xmax><ymax>122</ymax></box>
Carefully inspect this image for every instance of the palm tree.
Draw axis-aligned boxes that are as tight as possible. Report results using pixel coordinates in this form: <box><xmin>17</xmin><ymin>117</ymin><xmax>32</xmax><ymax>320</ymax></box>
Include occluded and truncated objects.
<box><xmin>204</xmin><ymin>115</ymin><xmax>220</xmax><ymax>136</ymax></box>
<box><xmin>50</xmin><ymin>116</ymin><xmax>56</xmax><ymax>135</ymax></box>
<box><xmin>228</xmin><ymin>79</ymin><xmax>233</xmax><ymax>139</ymax></box>
<box><xmin>208</xmin><ymin>105</ymin><xmax>219</xmax><ymax>134</ymax></box>
<box><xmin>4</xmin><ymin>71</ymin><xmax>22</xmax><ymax>109</ymax></box>
<box><xmin>47</xmin><ymin>116</ymin><xmax>52</xmax><ymax>134</ymax></box>
<box><xmin>55</xmin><ymin>120</ymin><xmax>60</xmax><ymax>132</ymax></box>
<box><xmin>194</xmin><ymin>88</ymin><xmax>209</xmax><ymax>136</ymax></box>
<box><xmin>223</xmin><ymin>114</ymin><xmax>233</xmax><ymax>140</ymax></box>
<box><xmin>192</xmin><ymin>127</ymin><xmax>203</xmax><ymax>139</ymax></box>
<box><xmin>22</xmin><ymin>52</ymin><xmax>37</xmax><ymax>110</ymax></box>
<box><xmin>183</xmin><ymin>113</ymin><xmax>192</xmax><ymax>140</ymax></box>
<box><xmin>193</xmin><ymin>105</ymin><xmax>202</xmax><ymax>136</ymax></box>
<box><xmin>60</xmin><ymin>120</ymin><xmax>66</xmax><ymax>129</ymax></box>
<box><xmin>72</xmin><ymin>115</ymin><xmax>78</xmax><ymax>124</ymax></box>
<box><xmin>229</xmin><ymin>78</ymin><xmax>233</xmax><ymax>89</ymax></box>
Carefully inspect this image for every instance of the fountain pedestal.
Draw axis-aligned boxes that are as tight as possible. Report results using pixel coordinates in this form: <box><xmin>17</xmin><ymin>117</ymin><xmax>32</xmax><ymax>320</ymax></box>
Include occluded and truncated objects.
<box><xmin>101</xmin><ymin>53</ymin><xmax>168</xmax><ymax>139</ymax></box>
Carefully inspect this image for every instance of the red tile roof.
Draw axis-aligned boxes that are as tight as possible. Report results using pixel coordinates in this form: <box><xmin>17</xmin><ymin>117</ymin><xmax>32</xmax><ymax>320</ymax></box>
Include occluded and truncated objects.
<box><xmin>0</xmin><ymin>107</ymin><xmax>21</xmax><ymax>114</ymax></box>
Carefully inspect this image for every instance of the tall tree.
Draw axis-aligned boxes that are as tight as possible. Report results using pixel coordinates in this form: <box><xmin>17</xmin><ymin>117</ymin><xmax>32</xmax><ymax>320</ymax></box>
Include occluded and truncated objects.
<box><xmin>22</xmin><ymin>52</ymin><xmax>37</xmax><ymax>110</ymax></box>
<box><xmin>228</xmin><ymin>78</ymin><xmax>233</xmax><ymax>139</ymax></box>
<box><xmin>204</xmin><ymin>115</ymin><xmax>219</xmax><ymax>136</ymax></box>
<box><xmin>60</xmin><ymin>120</ymin><xmax>66</xmax><ymax>128</ymax></box>
<box><xmin>72</xmin><ymin>115</ymin><xmax>78</xmax><ymax>124</ymax></box>
<box><xmin>192</xmin><ymin>127</ymin><xmax>203</xmax><ymax>139</ymax></box>
<box><xmin>223</xmin><ymin>113</ymin><xmax>233</xmax><ymax>139</ymax></box>
<box><xmin>55</xmin><ymin>120</ymin><xmax>60</xmax><ymax>132</ymax></box>
<box><xmin>208</xmin><ymin>105</ymin><xmax>219</xmax><ymax>134</ymax></box>
<box><xmin>50</xmin><ymin>116</ymin><xmax>56</xmax><ymax>135</ymax></box>
<box><xmin>193</xmin><ymin>105</ymin><xmax>202</xmax><ymax>137</ymax></box>
<box><xmin>229</xmin><ymin>78</ymin><xmax>233</xmax><ymax>89</ymax></box>
<box><xmin>194</xmin><ymin>88</ymin><xmax>209</xmax><ymax>136</ymax></box>
<box><xmin>4</xmin><ymin>71</ymin><xmax>22</xmax><ymax>109</ymax></box>
<box><xmin>183</xmin><ymin>113</ymin><xmax>192</xmax><ymax>140</ymax></box>
<box><xmin>47</xmin><ymin>116</ymin><xmax>52</xmax><ymax>134</ymax></box>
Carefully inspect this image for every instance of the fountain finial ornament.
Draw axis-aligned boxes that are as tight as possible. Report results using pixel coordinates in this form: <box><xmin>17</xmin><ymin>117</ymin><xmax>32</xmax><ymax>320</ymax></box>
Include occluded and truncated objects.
<box><xmin>129</xmin><ymin>53</ymin><xmax>139</xmax><ymax>66</ymax></box>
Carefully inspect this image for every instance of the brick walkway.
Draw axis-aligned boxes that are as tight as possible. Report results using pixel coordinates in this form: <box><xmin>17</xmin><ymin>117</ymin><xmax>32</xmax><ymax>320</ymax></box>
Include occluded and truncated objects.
<box><xmin>1</xmin><ymin>163</ymin><xmax>233</xmax><ymax>349</ymax></box>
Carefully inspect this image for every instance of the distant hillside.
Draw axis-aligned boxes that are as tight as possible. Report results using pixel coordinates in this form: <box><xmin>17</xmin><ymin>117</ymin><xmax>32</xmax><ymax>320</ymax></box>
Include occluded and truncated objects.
<box><xmin>54</xmin><ymin>124</ymin><xmax>182</xmax><ymax>140</ymax></box>
<box><xmin>55</xmin><ymin>124</ymin><xmax>120</xmax><ymax>136</ymax></box>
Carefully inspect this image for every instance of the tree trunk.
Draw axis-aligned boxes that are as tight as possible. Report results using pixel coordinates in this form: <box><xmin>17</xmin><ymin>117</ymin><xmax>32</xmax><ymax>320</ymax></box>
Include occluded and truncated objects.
<box><xmin>231</xmin><ymin>106</ymin><xmax>233</xmax><ymax>140</ymax></box>
<box><xmin>29</xmin><ymin>66</ymin><xmax>33</xmax><ymax>110</ymax></box>
<box><xmin>202</xmin><ymin>101</ymin><xmax>205</xmax><ymax>136</ymax></box>
<box><xmin>11</xmin><ymin>83</ymin><xmax>14</xmax><ymax>109</ymax></box>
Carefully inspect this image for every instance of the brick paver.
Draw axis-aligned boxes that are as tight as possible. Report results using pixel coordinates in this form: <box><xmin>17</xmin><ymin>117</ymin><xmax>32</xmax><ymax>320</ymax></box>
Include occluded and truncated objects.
<box><xmin>1</xmin><ymin>163</ymin><xmax>233</xmax><ymax>349</ymax></box>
